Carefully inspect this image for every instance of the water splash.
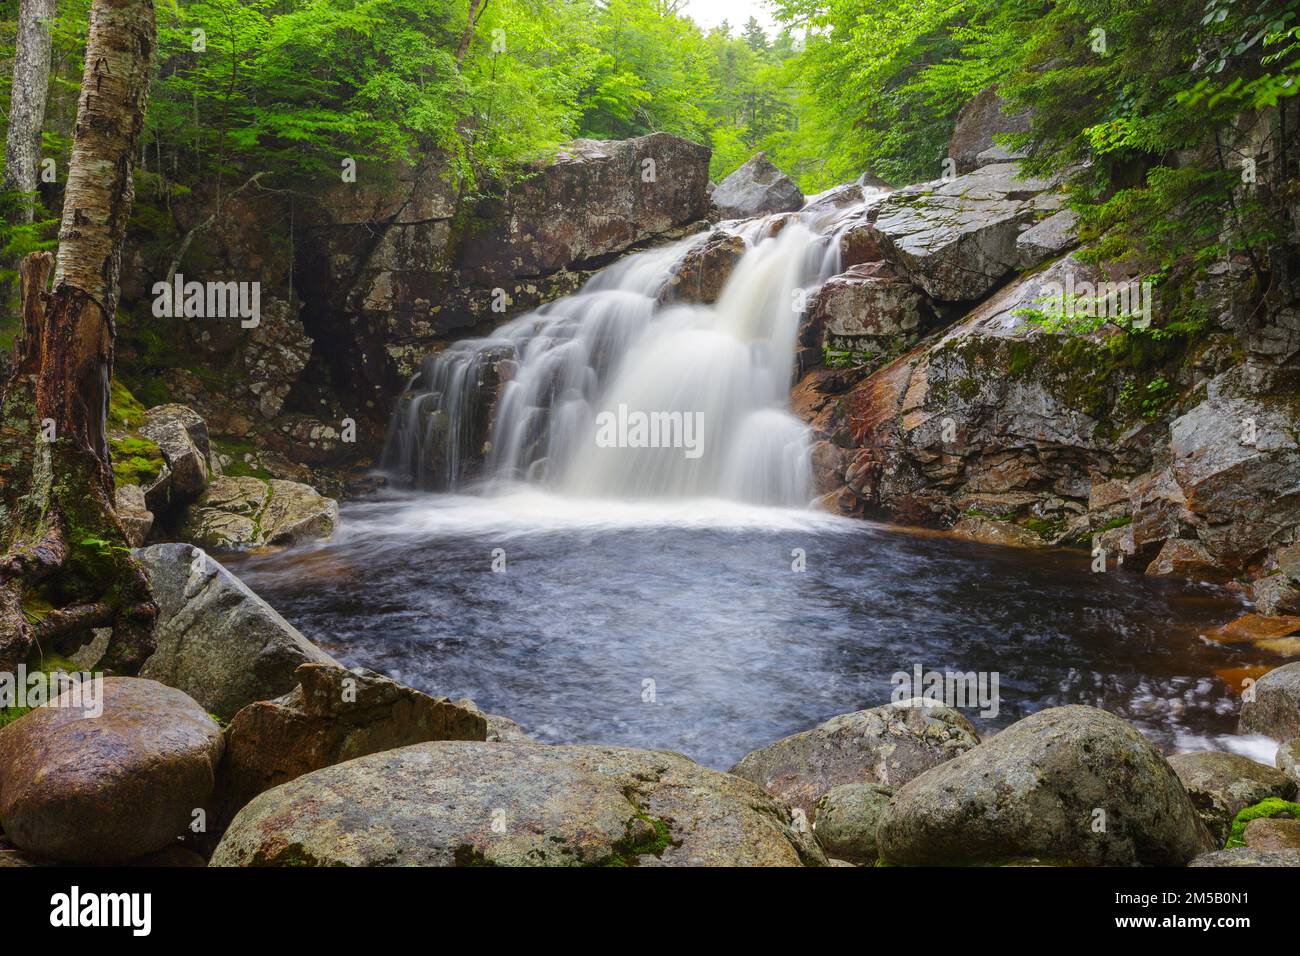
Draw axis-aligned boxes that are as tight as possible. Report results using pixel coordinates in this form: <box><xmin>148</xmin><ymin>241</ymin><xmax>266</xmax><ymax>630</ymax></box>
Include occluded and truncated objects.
<box><xmin>383</xmin><ymin>186</ymin><xmax>885</xmax><ymax>505</ymax></box>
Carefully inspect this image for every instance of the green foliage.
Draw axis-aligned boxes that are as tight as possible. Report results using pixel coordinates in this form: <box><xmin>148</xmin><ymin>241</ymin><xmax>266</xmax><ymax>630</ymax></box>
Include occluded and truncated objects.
<box><xmin>773</xmin><ymin>0</ymin><xmax>1300</xmax><ymax>274</ymax></box>
<box><xmin>1224</xmin><ymin>797</ymin><xmax>1300</xmax><ymax>848</ymax></box>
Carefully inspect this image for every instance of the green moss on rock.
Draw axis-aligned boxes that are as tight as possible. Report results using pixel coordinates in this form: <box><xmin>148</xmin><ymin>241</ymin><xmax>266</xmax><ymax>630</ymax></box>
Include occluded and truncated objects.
<box><xmin>1224</xmin><ymin>798</ymin><xmax>1300</xmax><ymax>849</ymax></box>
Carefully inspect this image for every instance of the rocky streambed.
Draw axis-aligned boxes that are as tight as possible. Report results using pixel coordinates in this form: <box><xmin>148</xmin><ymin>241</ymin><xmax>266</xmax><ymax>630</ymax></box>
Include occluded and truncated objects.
<box><xmin>2</xmin><ymin>539</ymin><xmax>1299</xmax><ymax>867</ymax></box>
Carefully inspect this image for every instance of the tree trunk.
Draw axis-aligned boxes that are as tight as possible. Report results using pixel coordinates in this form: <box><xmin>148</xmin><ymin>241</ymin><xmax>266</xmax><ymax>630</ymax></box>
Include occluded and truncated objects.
<box><xmin>0</xmin><ymin>0</ymin><xmax>158</xmax><ymax>674</ymax></box>
<box><xmin>3</xmin><ymin>0</ymin><xmax>56</xmax><ymax>222</ymax></box>
<box><xmin>455</xmin><ymin>0</ymin><xmax>489</xmax><ymax>65</ymax></box>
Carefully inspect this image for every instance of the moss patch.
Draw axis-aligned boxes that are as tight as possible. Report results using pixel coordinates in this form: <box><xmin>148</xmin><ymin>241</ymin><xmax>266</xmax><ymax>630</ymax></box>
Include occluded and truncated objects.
<box><xmin>1224</xmin><ymin>798</ymin><xmax>1300</xmax><ymax>849</ymax></box>
<box><xmin>107</xmin><ymin>379</ymin><xmax>165</xmax><ymax>488</ymax></box>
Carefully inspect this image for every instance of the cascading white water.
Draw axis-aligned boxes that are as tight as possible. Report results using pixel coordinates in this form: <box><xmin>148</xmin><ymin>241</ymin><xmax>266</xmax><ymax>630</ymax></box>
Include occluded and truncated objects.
<box><xmin>383</xmin><ymin>185</ymin><xmax>884</xmax><ymax>506</ymax></box>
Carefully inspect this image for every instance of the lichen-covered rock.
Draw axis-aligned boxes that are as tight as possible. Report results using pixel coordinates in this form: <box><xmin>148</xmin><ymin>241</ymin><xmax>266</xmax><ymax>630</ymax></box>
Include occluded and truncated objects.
<box><xmin>876</xmin><ymin>706</ymin><xmax>1214</xmax><ymax>866</ymax></box>
<box><xmin>812</xmin><ymin>254</ymin><xmax>1121</xmax><ymax>537</ymax></box>
<box><xmin>655</xmin><ymin>228</ymin><xmax>747</xmax><ymax>305</ymax></box>
<box><xmin>0</xmin><ymin>678</ymin><xmax>222</xmax><ymax>863</ymax></box>
<box><xmin>140</xmin><ymin>405</ymin><xmax>211</xmax><ymax>504</ymax></box>
<box><xmin>211</xmin><ymin>742</ymin><xmax>825</xmax><ymax>867</ymax></box>
<box><xmin>1240</xmin><ymin>661</ymin><xmax>1300</xmax><ymax>740</ymax></box>
<box><xmin>137</xmin><ymin>543</ymin><xmax>339</xmax><ymax>720</ymax></box>
<box><xmin>804</xmin><ymin>262</ymin><xmax>930</xmax><ymax>370</ymax></box>
<box><xmin>712</xmin><ymin>152</ymin><xmax>804</xmax><ymax>220</ymax></box>
<box><xmin>178</xmin><ymin>475</ymin><xmax>338</xmax><ymax>550</ymax></box>
<box><xmin>947</xmin><ymin>87</ymin><xmax>1031</xmax><ymax>175</ymax></box>
<box><xmin>866</xmin><ymin>163</ymin><xmax>1056</xmax><ymax>302</ymax></box>
<box><xmin>812</xmin><ymin>782</ymin><xmax>893</xmax><ymax>865</ymax></box>
<box><xmin>1189</xmin><ymin>847</ymin><xmax>1300</xmax><ymax>866</ymax></box>
<box><xmin>115</xmin><ymin>483</ymin><xmax>154</xmax><ymax>547</ymax></box>
<box><xmin>215</xmin><ymin>664</ymin><xmax>487</xmax><ymax>825</ymax></box>
<box><xmin>729</xmin><ymin>700</ymin><xmax>979</xmax><ymax>820</ymax></box>
<box><xmin>459</xmin><ymin>133</ymin><xmax>713</xmax><ymax>282</ymax></box>
<box><xmin>1167</xmin><ymin>751</ymin><xmax>1298</xmax><ymax>844</ymax></box>
<box><xmin>1015</xmin><ymin>209</ymin><xmax>1079</xmax><ymax>263</ymax></box>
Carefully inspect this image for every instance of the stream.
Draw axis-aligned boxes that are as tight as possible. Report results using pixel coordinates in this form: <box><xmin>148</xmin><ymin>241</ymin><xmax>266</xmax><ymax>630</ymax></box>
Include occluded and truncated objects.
<box><xmin>226</xmin><ymin>491</ymin><xmax>1262</xmax><ymax>770</ymax></box>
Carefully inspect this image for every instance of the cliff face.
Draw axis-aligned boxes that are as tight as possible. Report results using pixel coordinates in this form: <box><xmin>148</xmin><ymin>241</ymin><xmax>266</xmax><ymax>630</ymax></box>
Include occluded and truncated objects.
<box><xmin>793</xmin><ymin>109</ymin><xmax>1300</xmax><ymax>612</ymax></box>
<box><xmin>113</xmin><ymin>133</ymin><xmax>714</xmax><ymax>491</ymax></box>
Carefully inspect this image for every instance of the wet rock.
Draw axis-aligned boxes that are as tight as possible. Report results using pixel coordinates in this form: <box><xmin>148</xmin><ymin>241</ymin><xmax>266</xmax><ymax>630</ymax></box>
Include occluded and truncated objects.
<box><xmin>215</xmin><ymin>664</ymin><xmax>487</xmax><ymax>825</ymax></box>
<box><xmin>1153</xmin><ymin>376</ymin><xmax>1300</xmax><ymax>574</ymax></box>
<box><xmin>812</xmin><ymin>782</ymin><xmax>893</xmax><ymax>865</ymax></box>
<box><xmin>876</xmin><ymin>706</ymin><xmax>1214</xmax><ymax>866</ymax></box>
<box><xmin>137</xmin><ymin>543</ymin><xmax>339</xmax><ymax>720</ymax></box>
<box><xmin>729</xmin><ymin>700</ymin><xmax>979</xmax><ymax>820</ymax></box>
<box><xmin>655</xmin><ymin>229</ymin><xmax>747</xmax><ymax>305</ymax></box>
<box><xmin>816</xmin><ymin>255</ymin><xmax>1122</xmax><ymax>530</ymax></box>
<box><xmin>1254</xmin><ymin>545</ymin><xmax>1300</xmax><ymax>615</ymax></box>
<box><xmin>805</xmin><ymin>263</ymin><xmax>930</xmax><ymax>370</ymax></box>
<box><xmin>178</xmin><ymin>475</ymin><xmax>338</xmax><ymax>551</ymax></box>
<box><xmin>1240</xmin><ymin>661</ymin><xmax>1300</xmax><ymax>740</ymax></box>
<box><xmin>1243</xmin><ymin>816</ymin><xmax>1300</xmax><ymax>851</ymax></box>
<box><xmin>868</xmin><ymin>163</ymin><xmax>1056</xmax><ymax>302</ymax></box>
<box><xmin>1146</xmin><ymin>539</ymin><xmax>1232</xmax><ymax>582</ymax></box>
<box><xmin>115</xmin><ymin>483</ymin><xmax>154</xmax><ymax>547</ymax></box>
<box><xmin>456</xmin><ymin>698</ymin><xmax>536</xmax><ymax>743</ymax></box>
<box><xmin>712</xmin><ymin>152</ymin><xmax>804</xmax><ymax>220</ymax></box>
<box><xmin>0</xmin><ymin>678</ymin><xmax>222</xmax><ymax>863</ymax></box>
<box><xmin>211</xmin><ymin>742</ymin><xmax>825</xmax><ymax>866</ymax></box>
<box><xmin>1189</xmin><ymin>847</ymin><xmax>1300</xmax><ymax>866</ymax></box>
<box><xmin>1167</xmin><ymin>751</ymin><xmax>1298</xmax><ymax>844</ymax></box>
<box><xmin>948</xmin><ymin>87</ymin><xmax>1031</xmax><ymax>175</ymax></box>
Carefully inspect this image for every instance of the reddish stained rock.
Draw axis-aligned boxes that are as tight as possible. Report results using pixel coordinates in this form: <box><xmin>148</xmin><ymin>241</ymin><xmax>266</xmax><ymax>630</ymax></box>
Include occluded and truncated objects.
<box><xmin>0</xmin><ymin>678</ymin><xmax>223</xmax><ymax>864</ymax></box>
<box><xmin>214</xmin><ymin>663</ymin><xmax>487</xmax><ymax>826</ymax></box>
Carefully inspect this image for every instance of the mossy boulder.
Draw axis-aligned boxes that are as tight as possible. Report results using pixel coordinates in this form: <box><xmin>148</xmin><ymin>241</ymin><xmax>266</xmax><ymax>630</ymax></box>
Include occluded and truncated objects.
<box><xmin>107</xmin><ymin>380</ymin><xmax>165</xmax><ymax>490</ymax></box>
<box><xmin>178</xmin><ymin>475</ymin><xmax>338</xmax><ymax>551</ymax></box>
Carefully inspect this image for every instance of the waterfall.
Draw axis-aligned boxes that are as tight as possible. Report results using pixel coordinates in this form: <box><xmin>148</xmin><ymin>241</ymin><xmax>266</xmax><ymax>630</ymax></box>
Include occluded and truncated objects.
<box><xmin>382</xmin><ymin>186</ymin><xmax>885</xmax><ymax>506</ymax></box>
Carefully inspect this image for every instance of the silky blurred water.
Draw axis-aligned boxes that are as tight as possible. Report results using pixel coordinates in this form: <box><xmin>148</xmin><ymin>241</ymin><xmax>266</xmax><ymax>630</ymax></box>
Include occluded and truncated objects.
<box><xmin>224</xmin><ymin>490</ymin><xmax>1268</xmax><ymax>770</ymax></box>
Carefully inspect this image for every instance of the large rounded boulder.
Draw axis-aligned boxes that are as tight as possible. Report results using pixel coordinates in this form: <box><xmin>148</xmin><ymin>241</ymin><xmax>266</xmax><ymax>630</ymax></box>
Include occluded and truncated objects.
<box><xmin>876</xmin><ymin>706</ymin><xmax>1214</xmax><ymax>866</ymax></box>
<box><xmin>211</xmin><ymin>741</ymin><xmax>825</xmax><ymax>866</ymax></box>
<box><xmin>1240</xmin><ymin>661</ymin><xmax>1300</xmax><ymax>740</ymax></box>
<box><xmin>0</xmin><ymin>677</ymin><xmax>223</xmax><ymax>863</ymax></box>
<box><xmin>730</xmin><ymin>700</ymin><xmax>979</xmax><ymax>820</ymax></box>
